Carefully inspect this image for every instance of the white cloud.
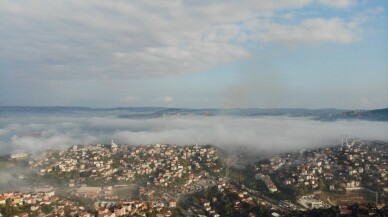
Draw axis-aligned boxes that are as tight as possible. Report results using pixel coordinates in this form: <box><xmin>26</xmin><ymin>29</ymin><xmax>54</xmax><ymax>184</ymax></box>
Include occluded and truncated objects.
<box><xmin>0</xmin><ymin>0</ymin><xmax>373</xmax><ymax>79</ymax></box>
<box><xmin>318</xmin><ymin>0</ymin><xmax>355</xmax><ymax>8</ymax></box>
<box><xmin>158</xmin><ymin>96</ymin><xmax>174</xmax><ymax>103</ymax></box>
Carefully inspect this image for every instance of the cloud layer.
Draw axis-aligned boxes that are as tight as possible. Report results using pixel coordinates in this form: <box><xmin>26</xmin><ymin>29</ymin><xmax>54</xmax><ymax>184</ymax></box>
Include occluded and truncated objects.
<box><xmin>1</xmin><ymin>114</ymin><xmax>388</xmax><ymax>155</ymax></box>
<box><xmin>0</xmin><ymin>0</ymin><xmax>373</xmax><ymax>79</ymax></box>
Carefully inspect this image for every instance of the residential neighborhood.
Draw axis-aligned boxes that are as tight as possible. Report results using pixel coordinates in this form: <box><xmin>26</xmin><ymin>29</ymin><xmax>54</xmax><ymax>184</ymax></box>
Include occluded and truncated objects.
<box><xmin>1</xmin><ymin>140</ymin><xmax>387</xmax><ymax>216</ymax></box>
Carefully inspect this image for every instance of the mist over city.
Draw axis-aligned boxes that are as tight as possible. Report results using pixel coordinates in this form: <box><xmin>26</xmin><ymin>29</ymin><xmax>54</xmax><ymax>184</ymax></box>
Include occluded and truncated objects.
<box><xmin>0</xmin><ymin>111</ymin><xmax>387</xmax><ymax>155</ymax></box>
<box><xmin>0</xmin><ymin>0</ymin><xmax>387</xmax><ymax>216</ymax></box>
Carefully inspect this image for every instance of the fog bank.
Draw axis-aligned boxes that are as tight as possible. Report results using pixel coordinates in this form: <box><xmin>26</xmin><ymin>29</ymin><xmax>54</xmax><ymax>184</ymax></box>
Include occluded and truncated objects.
<box><xmin>1</xmin><ymin>115</ymin><xmax>388</xmax><ymax>154</ymax></box>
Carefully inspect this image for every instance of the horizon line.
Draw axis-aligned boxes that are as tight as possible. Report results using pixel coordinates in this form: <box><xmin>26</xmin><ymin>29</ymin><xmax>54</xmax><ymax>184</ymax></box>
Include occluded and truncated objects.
<box><xmin>1</xmin><ymin>105</ymin><xmax>387</xmax><ymax>111</ymax></box>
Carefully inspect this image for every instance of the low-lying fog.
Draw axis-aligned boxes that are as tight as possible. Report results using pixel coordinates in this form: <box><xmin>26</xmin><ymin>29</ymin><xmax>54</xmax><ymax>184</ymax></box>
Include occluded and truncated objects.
<box><xmin>1</xmin><ymin>115</ymin><xmax>388</xmax><ymax>155</ymax></box>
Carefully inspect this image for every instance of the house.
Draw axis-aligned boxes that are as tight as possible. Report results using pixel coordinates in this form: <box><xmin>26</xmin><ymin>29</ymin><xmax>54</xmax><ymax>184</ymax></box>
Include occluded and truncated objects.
<box><xmin>169</xmin><ymin>199</ymin><xmax>177</xmax><ymax>208</ymax></box>
<box><xmin>0</xmin><ymin>196</ymin><xmax>6</xmax><ymax>204</ymax></box>
<box><xmin>30</xmin><ymin>204</ymin><xmax>39</xmax><ymax>211</ymax></box>
<box><xmin>105</xmin><ymin>210</ymin><xmax>115</xmax><ymax>217</ymax></box>
<box><xmin>79</xmin><ymin>211</ymin><xmax>91</xmax><ymax>217</ymax></box>
<box><xmin>114</xmin><ymin>207</ymin><xmax>126</xmax><ymax>216</ymax></box>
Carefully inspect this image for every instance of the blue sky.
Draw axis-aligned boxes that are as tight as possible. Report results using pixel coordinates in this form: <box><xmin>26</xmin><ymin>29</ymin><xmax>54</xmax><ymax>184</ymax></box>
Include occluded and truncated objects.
<box><xmin>0</xmin><ymin>0</ymin><xmax>387</xmax><ymax>109</ymax></box>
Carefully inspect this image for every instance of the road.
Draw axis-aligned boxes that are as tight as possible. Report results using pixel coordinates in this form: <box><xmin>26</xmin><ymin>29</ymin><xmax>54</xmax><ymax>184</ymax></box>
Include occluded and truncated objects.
<box><xmin>327</xmin><ymin>196</ymin><xmax>336</xmax><ymax>206</ymax></box>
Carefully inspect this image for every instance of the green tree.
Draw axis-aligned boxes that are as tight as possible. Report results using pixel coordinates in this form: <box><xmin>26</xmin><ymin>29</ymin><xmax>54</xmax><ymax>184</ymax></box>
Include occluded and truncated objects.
<box><xmin>64</xmin><ymin>205</ymin><xmax>71</xmax><ymax>216</ymax></box>
<box><xmin>41</xmin><ymin>204</ymin><xmax>54</xmax><ymax>214</ymax></box>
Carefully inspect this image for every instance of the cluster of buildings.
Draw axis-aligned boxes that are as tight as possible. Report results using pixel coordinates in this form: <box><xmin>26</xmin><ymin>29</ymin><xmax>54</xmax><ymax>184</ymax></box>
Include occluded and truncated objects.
<box><xmin>30</xmin><ymin>144</ymin><xmax>116</xmax><ymax>177</ymax></box>
<box><xmin>187</xmin><ymin>181</ymin><xmax>287</xmax><ymax>217</ymax></box>
<box><xmin>0</xmin><ymin>188</ymin><xmax>181</xmax><ymax>217</ymax></box>
<box><xmin>3</xmin><ymin>139</ymin><xmax>386</xmax><ymax>216</ymax></box>
<box><xmin>0</xmin><ymin>187</ymin><xmax>56</xmax><ymax>208</ymax></box>
<box><xmin>23</xmin><ymin>143</ymin><xmax>223</xmax><ymax>215</ymax></box>
<box><xmin>255</xmin><ymin>140</ymin><xmax>387</xmax><ymax>204</ymax></box>
<box><xmin>298</xmin><ymin>195</ymin><xmax>327</xmax><ymax>209</ymax></box>
<box><xmin>0</xmin><ymin>185</ymin><xmax>90</xmax><ymax>217</ymax></box>
<box><xmin>10</xmin><ymin>152</ymin><xmax>29</xmax><ymax>159</ymax></box>
<box><xmin>118</xmin><ymin>143</ymin><xmax>220</xmax><ymax>189</ymax></box>
<box><xmin>255</xmin><ymin>174</ymin><xmax>278</xmax><ymax>193</ymax></box>
<box><xmin>30</xmin><ymin>143</ymin><xmax>221</xmax><ymax>191</ymax></box>
<box><xmin>94</xmin><ymin>200</ymin><xmax>179</xmax><ymax>217</ymax></box>
<box><xmin>337</xmin><ymin>202</ymin><xmax>381</xmax><ymax>216</ymax></box>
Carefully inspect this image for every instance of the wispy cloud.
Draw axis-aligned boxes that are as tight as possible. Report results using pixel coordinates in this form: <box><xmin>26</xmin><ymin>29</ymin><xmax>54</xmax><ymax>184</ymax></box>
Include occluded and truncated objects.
<box><xmin>253</xmin><ymin>17</ymin><xmax>358</xmax><ymax>44</ymax></box>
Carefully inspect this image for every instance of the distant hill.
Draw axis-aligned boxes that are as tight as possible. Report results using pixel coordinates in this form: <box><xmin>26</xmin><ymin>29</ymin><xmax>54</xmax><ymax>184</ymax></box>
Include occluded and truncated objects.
<box><xmin>0</xmin><ymin>106</ymin><xmax>166</xmax><ymax>117</ymax></box>
<box><xmin>317</xmin><ymin>108</ymin><xmax>388</xmax><ymax>121</ymax></box>
<box><xmin>1</xmin><ymin>106</ymin><xmax>387</xmax><ymax>121</ymax></box>
<box><xmin>118</xmin><ymin>108</ymin><xmax>347</xmax><ymax>119</ymax></box>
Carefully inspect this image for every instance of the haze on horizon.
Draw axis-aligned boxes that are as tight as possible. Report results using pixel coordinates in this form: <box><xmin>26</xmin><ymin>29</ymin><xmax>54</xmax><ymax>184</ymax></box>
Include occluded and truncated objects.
<box><xmin>0</xmin><ymin>113</ymin><xmax>387</xmax><ymax>155</ymax></box>
<box><xmin>0</xmin><ymin>0</ymin><xmax>387</xmax><ymax>109</ymax></box>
